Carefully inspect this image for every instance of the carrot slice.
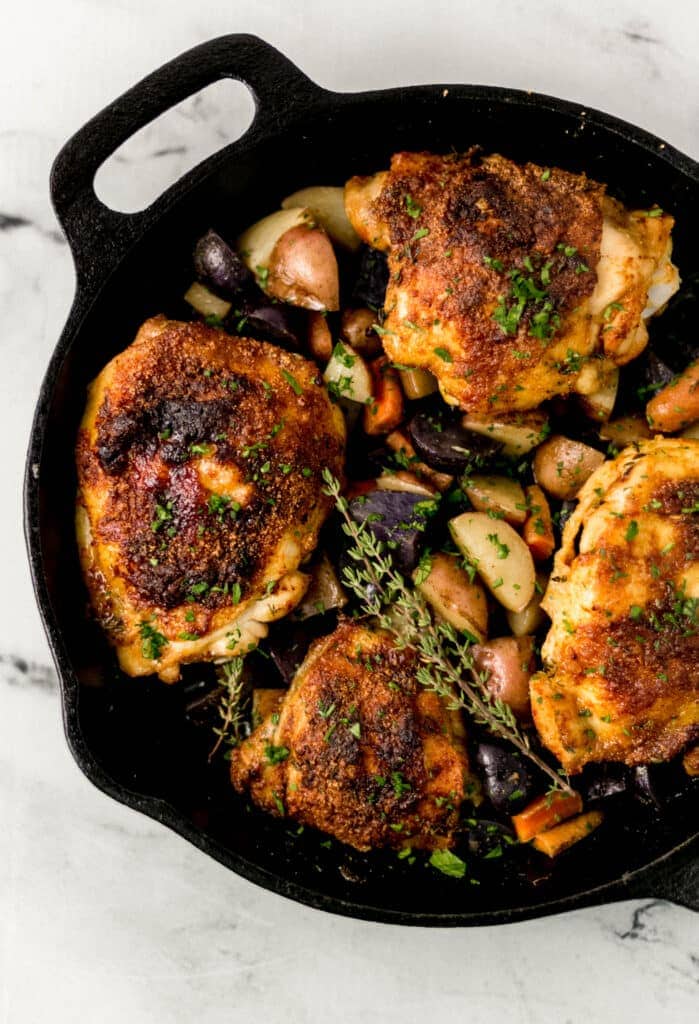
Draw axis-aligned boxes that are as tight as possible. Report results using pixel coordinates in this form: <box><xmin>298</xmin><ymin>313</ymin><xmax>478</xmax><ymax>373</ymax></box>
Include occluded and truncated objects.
<box><xmin>523</xmin><ymin>484</ymin><xmax>555</xmax><ymax>562</ymax></box>
<box><xmin>511</xmin><ymin>790</ymin><xmax>583</xmax><ymax>842</ymax></box>
<box><xmin>531</xmin><ymin>810</ymin><xmax>603</xmax><ymax>857</ymax></box>
<box><xmin>363</xmin><ymin>357</ymin><xmax>405</xmax><ymax>435</ymax></box>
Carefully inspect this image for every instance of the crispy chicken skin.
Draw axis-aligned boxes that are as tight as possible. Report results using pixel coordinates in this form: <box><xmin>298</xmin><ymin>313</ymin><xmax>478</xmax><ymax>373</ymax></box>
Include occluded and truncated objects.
<box><xmin>230</xmin><ymin>619</ymin><xmax>472</xmax><ymax>851</ymax></box>
<box><xmin>530</xmin><ymin>439</ymin><xmax>699</xmax><ymax>772</ymax></box>
<box><xmin>345</xmin><ymin>151</ymin><xmax>678</xmax><ymax>415</ymax></box>
<box><xmin>76</xmin><ymin>316</ymin><xmax>345</xmax><ymax>682</ymax></box>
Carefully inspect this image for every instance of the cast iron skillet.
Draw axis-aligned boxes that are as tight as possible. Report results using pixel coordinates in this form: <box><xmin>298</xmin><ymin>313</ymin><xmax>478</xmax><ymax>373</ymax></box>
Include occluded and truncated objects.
<box><xmin>25</xmin><ymin>34</ymin><xmax>698</xmax><ymax>924</ymax></box>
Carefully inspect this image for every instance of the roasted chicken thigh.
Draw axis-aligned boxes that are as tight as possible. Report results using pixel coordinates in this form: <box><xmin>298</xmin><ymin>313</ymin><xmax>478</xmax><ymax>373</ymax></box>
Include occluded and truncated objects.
<box><xmin>345</xmin><ymin>151</ymin><xmax>678</xmax><ymax>415</ymax></box>
<box><xmin>531</xmin><ymin>438</ymin><xmax>699</xmax><ymax>772</ymax></box>
<box><xmin>76</xmin><ymin>316</ymin><xmax>345</xmax><ymax>681</ymax></box>
<box><xmin>230</xmin><ymin>619</ymin><xmax>472</xmax><ymax>851</ymax></box>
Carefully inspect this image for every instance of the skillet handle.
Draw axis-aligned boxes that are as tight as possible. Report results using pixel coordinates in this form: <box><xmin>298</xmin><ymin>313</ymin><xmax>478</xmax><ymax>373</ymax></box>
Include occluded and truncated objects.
<box><xmin>50</xmin><ymin>34</ymin><xmax>323</xmax><ymax>282</ymax></box>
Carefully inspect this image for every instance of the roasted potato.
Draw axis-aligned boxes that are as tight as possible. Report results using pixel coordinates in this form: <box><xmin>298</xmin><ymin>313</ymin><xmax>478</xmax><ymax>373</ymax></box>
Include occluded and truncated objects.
<box><xmin>449</xmin><ymin>512</ymin><xmax>536</xmax><ymax>613</ymax></box>
<box><xmin>473</xmin><ymin>636</ymin><xmax>536</xmax><ymax>720</ymax></box>
<box><xmin>461</xmin><ymin>412</ymin><xmax>549</xmax><ymax>457</ymax></box>
<box><xmin>463</xmin><ymin>475</ymin><xmax>528</xmax><ymax>526</ymax></box>
<box><xmin>282</xmin><ymin>185</ymin><xmax>362</xmax><ymax>251</ymax></box>
<box><xmin>414</xmin><ymin>551</ymin><xmax>489</xmax><ymax>640</ymax></box>
<box><xmin>533</xmin><ymin>435</ymin><xmax>605</xmax><ymax>500</ymax></box>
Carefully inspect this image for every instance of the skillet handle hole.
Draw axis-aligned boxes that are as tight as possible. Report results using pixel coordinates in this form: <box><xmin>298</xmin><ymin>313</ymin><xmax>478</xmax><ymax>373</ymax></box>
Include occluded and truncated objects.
<box><xmin>93</xmin><ymin>79</ymin><xmax>255</xmax><ymax>215</ymax></box>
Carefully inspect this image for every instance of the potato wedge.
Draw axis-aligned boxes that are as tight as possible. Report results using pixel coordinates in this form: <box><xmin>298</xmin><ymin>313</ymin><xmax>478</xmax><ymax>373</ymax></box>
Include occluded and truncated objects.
<box><xmin>449</xmin><ymin>512</ymin><xmax>536</xmax><ymax>613</ymax></box>
<box><xmin>600</xmin><ymin>414</ymin><xmax>651</xmax><ymax>447</ymax></box>
<box><xmin>398</xmin><ymin>367</ymin><xmax>439</xmax><ymax>400</ymax></box>
<box><xmin>463</xmin><ymin>475</ymin><xmax>527</xmax><ymax>526</ymax></box>
<box><xmin>533</xmin><ymin>435</ymin><xmax>605</xmax><ymax>500</ymax></box>
<box><xmin>238</xmin><ymin>207</ymin><xmax>339</xmax><ymax>311</ymax></box>
<box><xmin>414</xmin><ymin>551</ymin><xmax>489</xmax><ymax>640</ymax></box>
<box><xmin>293</xmin><ymin>553</ymin><xmax>347</xmax><ymax>620</ymax></box>
<box><xmin>377</xmin><ymin>471</ymin><xmax>437</xmax><ymax>497</ymax></box>
<box><xmin>183</xmin><ymin>281</ymin><xmax>232</xmax><ymax>320</ymax></box>
<box><xmin>282</xmin><ymin>185</ymin><xmax>362</xmax><ymax>251</ymax></box>
<box><xmin>323</xmin><ymin>341</ymin><xmax>372</xmax><ymax>404</ymax></box>
<box><xmin>461</xmin><ymin>411</ymin><xmax>549</xmax><ymax>457</ymax></box>
<box><xmin>506</xmin><ymin>573</ymin><xmax>548</xmax><ymax>636</ymax></box>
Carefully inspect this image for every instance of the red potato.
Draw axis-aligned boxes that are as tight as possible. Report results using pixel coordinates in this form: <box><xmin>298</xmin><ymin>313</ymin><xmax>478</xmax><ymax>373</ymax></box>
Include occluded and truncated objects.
<box><xmin>472</xmin><ymin>636</ymin><xmax>536</xmax><ymax>720</ymax></box>
<box><xmin>533</xmin><ymin>435</ymin><xmax>605</xmax><ymax>500</ymax></box>
<box><xmin>307</xmin><ymin>311</ymin><xmax>333</xmax><ymax>362</ymax></box>
<box><xmin>269</xmin><ymin>223</ymin><xmax>340</xmax><ymax>311</ymax></box>
<box><xmin>646</xmin><ymin>359</ymin><xmax>699</xmax><ymax>432</ymax></box>
<box><xmin>364</xmin><ymin>357</ymin><xmax>405</xmax><ymax>435</ymax></box>
<box><xmin>414</xmin><ymin>552</ymin><xmax>489</xmax><ymax>641</ymax></box>
<box><xmin>341</xmin><ymin>308</ymin><xmax>382</xmax><ymax>356</ymax></box>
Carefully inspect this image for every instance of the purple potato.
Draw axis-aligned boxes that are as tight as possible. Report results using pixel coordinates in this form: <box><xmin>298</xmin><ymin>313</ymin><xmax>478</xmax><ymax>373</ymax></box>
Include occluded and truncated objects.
<box><xmin>194</xmin><ymin>229</ymin><xmax>255</xmax><ymax>296</ymax></box>
<box><xmin>352</xmin><ymin>246</ymin><xmax>389</xmax><ymax>311</ymax></box>
<box><xmin>409</xmin><ymin>409</ymin><xmax>502</xmax><ymax>473</ymax></box>
<box><xmin>233</xmin><ymin>297</ymin><xmax>300</xmax><ymax>348</ymax></box>
<box><xmin>475</xmin><ymin>742</ymin><xmax>536</xmax><ymax>812</ymax></box>
<box><xmin>347</xmin><ymin>489</ymin><xmax>438</xmax><ymax>573</ymax></box>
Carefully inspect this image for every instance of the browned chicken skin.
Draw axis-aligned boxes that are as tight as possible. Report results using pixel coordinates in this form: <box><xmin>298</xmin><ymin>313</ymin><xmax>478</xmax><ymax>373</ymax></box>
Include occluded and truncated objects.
<box><xmin>345</xmin><ymin>151</ymin><xmax>678</xmax><ymax>415</ymax></box>
<box><xmin>230</xmin><ymin>619</ymin><xmax>473</xmax><ymax>851</ymax></box>
<box><xmin>531</xmin><ymin>438</ymin><xmax>699</xmax><ymax>772</ymax></box>
<box><xmin>76</xmin><ymin>316</ymin><xmax>345</xmax><ymax>681</ymax></box>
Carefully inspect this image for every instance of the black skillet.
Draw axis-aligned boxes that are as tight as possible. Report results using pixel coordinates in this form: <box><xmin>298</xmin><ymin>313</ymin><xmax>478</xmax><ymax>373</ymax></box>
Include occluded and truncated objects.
<box><xmin>24</xmin><ymin>34</ymin><xmax>698</xmax><ymax>924</ymax></box>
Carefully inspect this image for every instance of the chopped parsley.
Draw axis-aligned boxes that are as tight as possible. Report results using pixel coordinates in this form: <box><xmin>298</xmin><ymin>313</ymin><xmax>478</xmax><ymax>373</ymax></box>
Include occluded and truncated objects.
<box><xmin>429</xmin><ymin>849</ymin><xmax>467</xmax><ymax>879</ymax></box>
<box><xmin>281</xmin><ymin>368</ymin><xmax>303</xmax><ymax>396</ymax></box>
<box><xmin>139</xmin><ymin>620</ymin><xmax>168</xmax><ymax>661</ymax></box>
<box><xmin>433</xmin><ymin>347</ymin><xmax>453</xmax><ymax>363</ymax></box>
<box><xmin>264</xmin><ymin>743</ymin><xmax>290</xmax><ymax>765</ymax></box>
<box><xmin>405</xmin><ymin>194</ymin><xmax>422</xmax><ymax>219</ymax></box>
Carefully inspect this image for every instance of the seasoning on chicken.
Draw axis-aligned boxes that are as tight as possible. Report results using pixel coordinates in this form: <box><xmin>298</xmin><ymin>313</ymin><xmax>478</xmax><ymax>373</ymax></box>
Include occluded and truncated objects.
<box><xmin>345</xmin><ymin>150</ymin><xmax>679</xmax><ymax>415</ymax></box>
<box><xmin>75</xmin><ymin>316</ymin><xmax>345</xmax><ymax>682</ymax></box>
<box><xmin>230</xmin><ymin>619</ymin><xmax>473</xmax><ymax>851</ymax></box>
<box><xmin>530</xmin><ymin>438</ymin><xmax>699</xmax><ymax>772</ymax></box>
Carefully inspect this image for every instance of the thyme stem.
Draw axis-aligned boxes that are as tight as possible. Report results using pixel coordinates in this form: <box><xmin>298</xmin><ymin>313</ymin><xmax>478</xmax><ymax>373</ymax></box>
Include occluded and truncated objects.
<box><xmin>322</xmin><ymin>469</ymin><xmax>572</xmax><ymax>795</ymax></box>
<box><xmin>208</xmin><ymin>657</ymin><xmax>246</xmax><ymax>761</ymax></box>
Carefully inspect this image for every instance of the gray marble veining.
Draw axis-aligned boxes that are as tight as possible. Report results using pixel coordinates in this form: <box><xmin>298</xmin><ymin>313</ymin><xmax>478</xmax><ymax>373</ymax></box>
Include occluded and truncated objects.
<box><xmin>1</xmin><ymin>1</ymin><xmax>697</xmax><ymax>1020</ymax></box>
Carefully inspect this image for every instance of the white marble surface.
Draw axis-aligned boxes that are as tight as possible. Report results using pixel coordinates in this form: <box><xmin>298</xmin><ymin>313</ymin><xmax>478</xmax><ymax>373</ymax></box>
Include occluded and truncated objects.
<box><xmin>2</xmin><ymin>1</ymin><xmax>698</xmax><ymax>1020</ymax></box>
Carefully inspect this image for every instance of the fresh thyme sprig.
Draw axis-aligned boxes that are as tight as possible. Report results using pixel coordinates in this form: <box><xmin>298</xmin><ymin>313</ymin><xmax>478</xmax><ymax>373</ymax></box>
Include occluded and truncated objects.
<box><xmin>209</xmin><ymin>657</ymin><xmax>246</xmax><ymax>761</ymax></box>
<box><xmin>322</xmin><ymin>469</ymin><xmax>573</xmax><ymax>795</ymax></box>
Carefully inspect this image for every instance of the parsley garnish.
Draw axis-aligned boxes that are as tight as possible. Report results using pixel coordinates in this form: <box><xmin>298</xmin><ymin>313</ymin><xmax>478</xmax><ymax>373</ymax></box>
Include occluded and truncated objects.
<box><xmin>405</xmin><ymin>194</ymin><xmax>422</xmax><ymax>218</ymax></box>
<box><xmin>429</xmin><ymin>849</ymin><xmax>467</xmax><ymax>879</ymax></box>
<box><xmin>281</xmin><ymin>369</ymin><xmax>303</xmax><ymax>396</ymax></box>
<box><xmin>139</xmin><ymin>620</ymin><xmax>168</xmax><ymax>661</ymax></box>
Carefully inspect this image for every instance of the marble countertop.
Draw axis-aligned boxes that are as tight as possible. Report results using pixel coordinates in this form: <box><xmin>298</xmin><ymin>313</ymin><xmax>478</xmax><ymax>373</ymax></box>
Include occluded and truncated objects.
<box><xmin>2</xmin><ymin>0</ymin><xmax>697</xmax><ymax>1019</ymax></box>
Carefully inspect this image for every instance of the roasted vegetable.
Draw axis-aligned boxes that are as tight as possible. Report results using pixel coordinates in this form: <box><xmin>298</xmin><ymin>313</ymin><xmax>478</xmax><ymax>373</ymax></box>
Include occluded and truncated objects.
<box><xmin>307</xmin><ymin>310</ymin><xmax>333</xmax><ymax>361</ymax></box>
<box><xmin>505</xmin><ymin>573</ymin><xmax>548</xmax><ymax>636</ymax></box>
<box><xmin>522</xmin><ymin>485</ymin><xmax>555</xmax><ymax>562</ymax></box>
<box><xmin>463</xmin><ymin>475</ymin><xmax>527</xmax><ymax>526</ymax></box>
<box><xmin>399</xmin><ymin>367</ymin><xmax>438</xmax><ymax>400</ymax></box>
<box><xmin>194</xmin><ymin>229</ymin><xmax>254</xmax><ymax>296</ymax></box>
<box><xmin>578</xmin><ymin>367</ymin><xmax>619</xmax><ymax>422</ymax></box>
<box><xmin>533</xmin><ymin>435</ymin><xmax>605</xmax><ymax>500</ymax></box>
<box><xmin>582</xmin><ymin>763</ymin><xmax>628</xmax><ymax>802</ymax></box>
<box><xmin>348</xmin><ymin>489</ymin><xmax>438</xmax><ymax>573</ymax></box>
<box><xmin>184</xmin><ymin>281</ymin><xmax>232</xmax><ymax>320</ymax></box>
<box><xmin>293</xmin><ymin>553</ymin><xmax>347</xmax><ymax>620</ymax></box>
<box><xmin>463</xmin><ymin>819</ymin><xmax>516</xmax><ymax>859</ymax></box>
<box><xmin>364</xmin><ymin>357</ymin><xmax>405</xmax><ymax>435</ymax></box>
<box><xmin>323</xmin><ymin>341</ymin><xmax>373</xmax><ymax>405</ymax></box>
<box><xmin>281</xmin><ymin>185</ymin><xmax>362</xmax><ymax>251</ymax></box>
<box><xmin>511</xmin><ymin>791</ymin><xmax>583</xmax><ymax>842</ymax></box>
<box><xmin>341</xmin><ymin>308</ymin><xmax>382</xmax><ymax>357</ymax></box>
<box><xmin>646</xmin><ymin>359</ymin><xmax>699</xmax><ymax>432</ymax></box>
<box><xmin>377</xmin><ymin>471</ymin><xmax>437</xmax><ymax>497</ymax></box>
<box><xmin>385</xmin><ymin>429</ymin><xmax>454</xmax><ymax>491</ymax></box>
<box><xmin>475</xmin><ymin>743</ymin><xmax>535</xmax><ymax>812</ymax></box>
<box><xmin>237</xmin><ymin>297</ymin><xmax>300</xmax><ymax>347</ymax></box>
<box><xmin>449</xmin><ymin>512</ymin><xmax>536</xmax><ymax>613</ymax></box>
<box><xmin>409</xmin><ymin>409</ymin><xmax>502</xmax><ymax>473</ymax></box>
<box><xmin>599</xmin><ymin>414</ymin><xmax>651</xmax><ymax>447</ymax></box>
<box><xmin>531</xmin><ymin>811</ymin><xmax>603</xmax><ymax>857</ymax></box>
<box><xmin>461</xmin><ymin>412</ymin><xmax>549</xmax><ymax>457</ymax></box>
<box><xmin>413</xmin><ymin>551</ymin><xmax>488</xmax><ymax>640</ymax></box>
<box><xmin>238</xmin><ymin>208</ymin><xmax>339</xmax><ymax>311</ymax></box>
<box><xmin>473</xmin><ymin>636</ymin><xmax>535</xmax><ymax>720</ymax></box>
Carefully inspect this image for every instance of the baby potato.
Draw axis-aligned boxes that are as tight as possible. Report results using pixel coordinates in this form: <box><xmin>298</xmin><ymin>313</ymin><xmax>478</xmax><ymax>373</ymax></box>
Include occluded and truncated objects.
<box><xmin>600</xmin><ymin>414</ymin><xmax>651</xmax><ymax>447</ymax></box>
<box><xmin>398</xmin><ymin>367</ymin><xmax>438</xmax><ymax>400</ymax></box>
<box><xmin>307</xmin><ymin>311</ymin><xmax>333</xmax><ymax>362</ymax></box>
<box><xmin>323</xmin><ymin>341</ymin><xmax>373</xmax><ymax>404</ymax></box>
<box><xmin>472</xmin><ymin>636</ymin><xmax>536</xmax><ymax>720</ymax></box>
<box><xmin>282</xmin><ymin>185</ymin><xmax>362</xmax><ymax>251</ymax></box>
<box><xmin>463</xmin><ymin>475</ymin><xmax>528</xmax><ymax>525</ymax></box>
<box><xmin>461</xmin><ymin>411</ymin><xmax>549</xmax><ymax>457</ymax></box>
<box><xmin>533</xmin><ymin>435</ymin><xmax>605</xmax><ymax>500</ymax></box>
<box><xmin>341</xmin><ymin>308</ymin><xmax>383</xmax><ymax>356</ymax></box>
<box><xmin>183</xmin><ymin>281</ymin><xmax>232</xmax><ymax>320</ymax></box>
<box><xmin>414</xmin><ymin>551</ymin><xmax>488</xmax><ymax>640</ymax></box>
<box><xmin>449</xmin><ymin>512</ymin><xmax>536</xmax><ymax>613</ymax></box>
<box><xmin>506</xmin><ymin>573</ymin><xmax>548</xmax><ymax>636</ymax></box>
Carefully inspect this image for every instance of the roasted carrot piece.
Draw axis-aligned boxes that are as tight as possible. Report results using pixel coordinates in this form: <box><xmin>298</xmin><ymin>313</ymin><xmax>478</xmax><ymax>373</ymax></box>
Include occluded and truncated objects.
<box><xmin>363</xmin><ymin>357</ymin><xmax>405</xmax><ymax>435</ymax></box>
<box><xmin>531</xmin><ymin>810</ymin><xmax>603</xmax><ymax>857</ymax></box>
<box><xmin>523</xmin><ymin>484</ymin><xmax>555</xmax><ymax>562</ymax></box>
<box><xmin>646</xmin><ymin>358</ymin><xmax>699</xmax><ymax>432</ymax></box>
<box><xmin>511</xmin><ymin>790</ymin><xmax>583</xmax><ymax>842</ymax></box>
<box><xmin>307</xmin><ymin>310</ymin><xmax>333</xmax><ymax>362</ymax></box>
